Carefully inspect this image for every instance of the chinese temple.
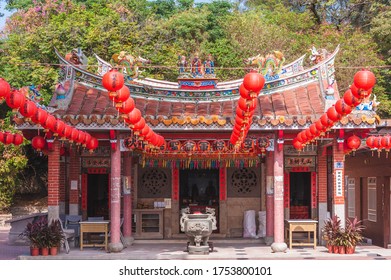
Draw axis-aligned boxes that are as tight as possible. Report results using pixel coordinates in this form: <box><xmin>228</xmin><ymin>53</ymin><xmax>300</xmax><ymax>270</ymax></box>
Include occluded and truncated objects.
<box><xmin>13</xmin><ymin>46</ymin><xmax>381</xmax><ymax>252</ymax></box>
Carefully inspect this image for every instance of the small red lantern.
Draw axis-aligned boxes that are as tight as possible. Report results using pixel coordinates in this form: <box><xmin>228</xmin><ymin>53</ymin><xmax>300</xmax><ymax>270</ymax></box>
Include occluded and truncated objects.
<box><xmin>86</xmin><ymin>137</ymin><xmax>99</xmax><ymax>153</ymax></box>
<box><xmin>343</xmin><ymin>89</ymin><xmax>361</xmax><ymax>107</ymax></box>
<box><xmin>320</xmin><ymin>114</ymin><xmax>334</xmax><ymax>129</ymax></box>
<box><xmin>144</xmin><ymin>129</ymin><xmax>155</xmax><ymax>142</ymax></box>
<box><xmin>3</xmin><ymin>132</ymin><xmax>14</xmax><ymax>145</ymax></box>
<box><xmin>126</xmin><ymin>108</ymin><xmax>142</xmax><ymax>125</ymax></box>
<box><xmin>32</xmin><ymin>108</ymin><xmax>49</xmax><ymax>126</ymax></box>
<box><xmin>118</xmin><ymin>97</ymin><xmax>135</xmax><ymax>115</ymax></box>
<box><xmin>381</xmin><ymin>135</ymin><xmax>391</xmax><ymax>156</ymax></box>
<box><xmin>315</xmin><ymin>120</ymin><xmax>325</xmax><ymax>134</ymax></box>
<box><xmin>350</xmin><ymin>83</ymin><xmax>361</xmax><ymax>99</ymax></box>
<box><xmin>44</xmin><ymin>114</ymin><xmax>57</xmax><ymax>132</ymax></box>
<box><xmin>335</xmin><ymin>99</ymin><xmax>352</xmax><ymax>116</ymax></box>
<box><xmin>83</xmin><ymin>133</ymin><xmax>92</xmax><ymax>146</ymax></box>
<box><xmin>293</xmin><ymin>139</ymin><xmax>303</xmax><ymax>151</ymax></box>
<box><xmin>305</xmin><ymin>129</ymin><xmax>313</xmax><ymax>141</ymax></box>
<box><xmin>347</xmin><ymin>135</ymin><xmax>361</xmax><ymax>152</ymax></box>
<box><xmin>62</xmin><ymin>125</ymin><xmax>73</xmax><ymax>140</ymax></box>
<box><xmin>366</xmin><ymin>135</ymin><xmax>376</xmax><ymax>150</ymax></box>
<box><xmin>230</xmin><ymin>134</ymin><xmax>239</xmax><ymax>145</ymax></box>
<box><xmin>19</xmin><ymin>100</ymin><xmax>38</xmax><ymax>119</ymax></box>
<box><xmin>102</xmin><ymin>69</ymin><xmax>125</xmax><ymax>92</ymax></box>
<box><xmin>139</xmin><ymin>125</ymin><xmax>151</xmax><ymax>140</ymax></box>
<box><xmin>0</xmin><ymin>78</ymin><xmax>11</xmax><ymax>100</ymax></box>
<box><xmin>13</xmin><ymin>134</ymin><xmax>24</xmax><ymax>146</ymax></box>
<box><xmin>297</xmin><ymin>131</ymin><xmax>308</xmax><ymax>144</ymax></box>
<box><xmin>132</xmin><ymin>118</ymin><xmax>146</xmax><ymax>133</ymax></box>
<box><xmin>238</xmin><ymin>97</ymin><xmax>257</xmax><ymax>112</ymax></box>
<box><xmin>326</xmin><ymin>106</ymin><xmax>341</xmax><ymax>122</ymax></box>
<box><xmin>6</xmin><ymin>90</ymin><xmax>26</xmax><ymax>110</ymax></box>
<box><xmin>309</xmin><ymin>124</ymin><xmax>320</xmax><ymax>137</ymax></box>
<box><xmin>114</xmin><ymin>85</ymin><xmax>130</xmax><ymax>107</ymax></box>
<box><xmin>70</xmin><ymin>128</ymin><xmax>79</xmax><ymax>143</ymax></box>
<box><xmin>353</xmin><ymin>70</ymin><xmax>376</xmax><ymax>91</ymax></box>
<box><xmin>77</xmin><ymin>131</ymin><xmax>86</xmax><ymax>144</ymax></box>
<box><xmin>31</xmin><ymin>135</ymin><xmax>46</xmax><ymax>151</ymax></box>
<box><xmin>53</xmin><ymin>120</ymin><xmax>66</xmax><ymax>137</ymax></box>
<box><xmin>243</xmin><ymin>72</ymin><xmax>265</xmax><ymax>93</ymax></box>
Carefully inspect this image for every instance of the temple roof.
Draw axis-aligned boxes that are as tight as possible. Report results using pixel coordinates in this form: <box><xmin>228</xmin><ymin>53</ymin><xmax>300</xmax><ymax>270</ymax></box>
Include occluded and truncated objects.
<box><xmin>15</xmin><ymin>46</ymin><xmax>378</xmax><ymax>132</ymax></box>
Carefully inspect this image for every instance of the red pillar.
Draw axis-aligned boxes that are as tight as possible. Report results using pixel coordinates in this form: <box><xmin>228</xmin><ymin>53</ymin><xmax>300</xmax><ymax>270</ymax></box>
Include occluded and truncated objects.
<box><xmin>69</xmin><ymin>147</ymin><xmax>80</xmax><ymax>215</ymax></box>
<box><xmin>122</xmin><ymin>153</ymin><xmax>134</xmax><ymax>246</ymax></box>
<box><xmin>332</xmin><ymin>139</ymin><xmax>346</xmax><ymax>227</ymax></box>
<box><xmin>48</xmin><ymin>140</ymin><xmax>60</xmax><ymax>222</ymax></box>
<box><xmin>109</xmin><ymin>134</ymin><xmax>124</xmax><ymax>252</ymax></box>
<box><xmin>265</xmin><ymin>152</ymin><xmax>274</xmax><ymax>245</ymax></box>
<box><xmin>271</xmin><ymin>146</ymin><xmax>287</xmax><ymax>252</ymax></box>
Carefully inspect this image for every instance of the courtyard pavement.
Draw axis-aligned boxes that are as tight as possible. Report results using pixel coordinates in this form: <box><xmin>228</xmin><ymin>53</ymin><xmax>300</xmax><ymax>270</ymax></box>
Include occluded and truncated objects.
<box><xmin>1</xmin><ymin>226</ymin><xmax>391</xmax><ymax>260</ymax></box>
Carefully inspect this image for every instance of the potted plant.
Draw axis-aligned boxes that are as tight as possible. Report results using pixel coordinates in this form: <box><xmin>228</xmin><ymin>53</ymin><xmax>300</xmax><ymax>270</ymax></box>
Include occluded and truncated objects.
<box><xmin>19</xmin><ymin>221</ymin><xmax>40</xmax><ymax>256</ymax></box>
<box><xmin>321</xmin><ymin>215</ymin><xmax>342</xmax><ymax>253</ymax></box>
<box><xmin>48</xmin><ymin>220</ymin><xmax>65</xmax><ymax>255</ymax></box>
<box><xmin>344</xmin><ymin>217</ymin><xmax>365</xmax><ymax>254</ymax></box>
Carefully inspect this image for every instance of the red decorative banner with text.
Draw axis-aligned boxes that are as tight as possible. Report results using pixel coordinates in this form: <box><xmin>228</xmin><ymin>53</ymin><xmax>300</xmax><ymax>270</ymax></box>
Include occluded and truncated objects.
<box><xmin>311</xmin><ymin>172</ymin><xmax>317</xmax><ymax>209</ymax></box>
<box><xmin>219</xmin><ymin>167</ymin><xmax>227</xmax><ymax>201</ymax></box>
<box><xmin>172</xmin><ymin>168</ymin><xmax>179</xmax><ymax>200</ymax></box>
<box><xmin>284</xmin><ymin>172</ymin><xmax>290</xmax><ymax>208</ymax></box>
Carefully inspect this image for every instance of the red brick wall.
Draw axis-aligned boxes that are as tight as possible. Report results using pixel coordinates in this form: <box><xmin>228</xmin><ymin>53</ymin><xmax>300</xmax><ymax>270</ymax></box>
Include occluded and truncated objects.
<box><xmin>59</xmin><ymin>159</ymin><xmax>66</xmax><ymax>203</ymax></box>
<box><xmin>48</xmin><ymin>141</ymin><xmax>60</xmax><ymax>206</ymax></box>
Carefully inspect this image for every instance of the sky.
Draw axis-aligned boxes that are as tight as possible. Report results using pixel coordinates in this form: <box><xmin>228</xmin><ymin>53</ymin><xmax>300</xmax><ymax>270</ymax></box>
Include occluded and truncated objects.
<box><xmin>0</xmin><ymin>0</ymin><xmax>214</xmax><ymax>30</ymax></box>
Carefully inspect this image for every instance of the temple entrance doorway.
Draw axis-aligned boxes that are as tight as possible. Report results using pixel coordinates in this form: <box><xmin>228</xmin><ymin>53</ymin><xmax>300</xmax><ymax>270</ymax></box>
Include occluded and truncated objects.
<box><xmin>289</xmin><ymin>172</ymin><xmax>311</xmax><ymax>219</ymax></box>
<box><xmin>87</xmin><ymin>174</ymin><xmax>109</xmax><ymax>219</ymax></box>
<box><xmin>179</xmin><ymin>169</ymin><xmax>219</xmax><ymax>232</ymax></box>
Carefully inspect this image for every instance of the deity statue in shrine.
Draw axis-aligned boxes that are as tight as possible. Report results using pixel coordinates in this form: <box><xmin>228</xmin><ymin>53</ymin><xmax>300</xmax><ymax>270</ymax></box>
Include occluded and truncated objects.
<box><xmin>190</xmin><ymin>52</ymin><xmax>203</xmax><ymax>77</ymax></box>
<box><xmin>203</xmin><ymin>54</ymin><xmax>215</xmax><ymax>78</ymax></box>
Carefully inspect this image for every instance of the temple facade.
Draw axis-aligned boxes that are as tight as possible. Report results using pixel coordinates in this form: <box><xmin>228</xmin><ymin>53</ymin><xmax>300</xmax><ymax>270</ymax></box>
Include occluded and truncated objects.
<box><xmin>15</xmin><ymin>46</ymin><xmax>382</xmax><ymax>252</ymax></box>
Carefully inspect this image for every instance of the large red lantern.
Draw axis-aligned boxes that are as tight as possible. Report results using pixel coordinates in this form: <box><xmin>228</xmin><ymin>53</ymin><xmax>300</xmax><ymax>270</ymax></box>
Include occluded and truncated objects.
<box><xmin>118</xmin><ymin>97</ymin><xmax>135</xmax><ymax>115</ymax></box>
<box><xmin>320</xmin><ymin>114</ymin><xmax>334</xmax><ymax>129</ymax></box>
<box><xmin>114</xmin><ymin>85</ymin><xmax>130</xmax><ymax>106</ymax></box>
<box><xmin>3</xmin><ymin>132</ymin><xmax>14</xmax><ymax>145</ymax></box>
<box><xmin>126</xmin><ymin>108</ymin><xmax>142</xmax><ymax>125</ymax></box>
<box><xmin>347</xmin><ymin>135</ymin><xmax>361</xmax><ymax>152</ymax></box>
<box><xmin>0</xmin><ymin>78</ymin><xmax>11</xmax><ymax>100</ymax></box>
<box><xmin>353</xmin><ymin>70</ymin><xmax>376</xmax><ymax>91</ymax></box>
<box><xmin>243</xmin><ymin>72</ymin><xmax>265</xmax><ymax>93</ymax></box>
<box><xmin>13</xmin><ymin>134</ymin><xmax>24</xmax><ymax>146</ymax></box>
<box><xmin>31</xmin><ymin>136</ymin><xmax>46</xmax><ymax>151</ymax></box>
<box><xmin>19</xmin><ymin>100</ymin><xmax>38</xmax><ymax>119</ymax></box>
<box><xmin>335</xmin><ymin>99</ymin><xmax>352</xmax><ymax>116</ymax></box>
<box><xmin>293</xmin><ymin>139</ymin><xmax>303</xmax><ymax>151</ymax></box>
<box><xmin>132</xmin><ymin>118</ymin><xmax>146</xmax><ymax>132</ymax></box>
<box><xmin>326</xmin><ymin>106</ymin><xmax>341</xmax><ymax>122</ymax></box>
<box><xmin>238</xmin><ymin>97</ymin><xmax>257</xmax><ymax>112</ymax></box>
<box><xmin>102</xmin><ymin>69</ymin><xmax>125</xmax><ymax>92</ymax></box>
<box><xmin>6</xmin><ymin>90</ymin><xmax>26</xmax><ymax>110</ymax></box>
<box><xmin>343</xmin><ymin>89</ymin><xmax>361</xmax><ymax>107</ymax></box>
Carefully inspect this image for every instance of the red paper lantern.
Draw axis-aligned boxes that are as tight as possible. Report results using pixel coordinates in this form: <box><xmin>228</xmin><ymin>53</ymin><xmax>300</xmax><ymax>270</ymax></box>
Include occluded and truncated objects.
<box><xmin>309</xmin><ymin>124</ymin><xmax>320</xmax><ymax>137</ymax></box>
<box><xmin>53</xmin><ymin>120</ymin><xmax>66</xmax><ymax>136</ymax></box>
<box><xmin>32</xmin><ymin>108</ymin><xmax>49</xmax><ymax>126</ymax></box>
<box><xmin>132</xmin><ymin>118</ymin><xmax>146</xmax><ymax>133</ymax></box>
<box><xmin>0</xmin><ymin>131</ymin><xmax>3</xmax><ymax>143</ymax></box>
<box><xmin>84</xmin><ymin>133</ymin><xmax>92</xmax><ymax>146</ymax></box>
<box><xmin>381</xmin><ymin>135</ymin><xmax>391</xmax><ymax>152</ymax></box>
<box><xmin>13</xmin><ymin>134</ymin><xmax>24</xmax><ymax>146</ymax></box>
<box><xmin>230</xmin><ymin>134</ymin><xmax>239</xmax><ymax>145</ymax></box>
<box><xmin>353</xmin><ymin>70</ymin><xmax>376</xmax><ymax>91</ymax></box>
<box><xmin>293</xmin><ymin>139</ymin><xmax>303</xmax><ymax>151</ymax></box>
<box><xmin>315</xmin><ymin>120</ymin><xmax>325</xmax><ymax>133</ymax></box>
<box><xmin>238</xmin><ymin>97</ymin><xmax>257</xmax><ymax>111</ymax></box>
<box><xmin>343</xmin><ymin>89</ymin><xmax>361</xmax><ymax>107</ymax></box>
<box><xmin>102</xmin><ymin>69</ymin><xmax>125</xmax><ymax>92</ymax></box>
<box><xmin>6</xmin><ymin>90</ymin><xmax>26</xmax><ymax>109</ymax></box>
<box><xmin>44</xmin><ymin>114</ymin><xmax>57</xmax><ymax>132</ymax></box>
<box><xmin>335</xmin><ymin>99</ymin><xmax>352</xmax><ymax>116</ymax></box>
<box><xmin>320</xmin><ymin>114</ymin><xmax>334</xmax><ymax>129</ymax></box>
<box><xmin>305</xmin><ymin>129</ymin><xmax>313</xmax><ymax>141</ymax></box>
<box><xmin>114</xmin><ymin>85</ymin><xmax>130</xmax><ymax>106</ymax></box>
<box><xmin>126</xmin><ymin>108</ymin><xmax>142</xmax><ymax>125</ymax></box>
<box><xmin>70</xmin><ymin>128</ymin><xmax>79</xmax><ymax>143</ymax></box>
<box><xmin>297</xmin><ymin>131</ymin><xmax>308</xmax><ymax>143</ymax></box>
<box><xmin>0</xmin><ymin>78</ymin><xmax>11</xmax><ymax>100</ymax></box>
<box><xmin>19</xmin><ymin>100</ymin><xmax>38</xmax><ymax>119</ymax></box>
<box><xmin>31</xmin><ymin>136</ymin><xmax>46</xmax><ymax>151</ymax></box>
<box><xmin>118</xmin><ymin>97</ymin><xmax>135</xmax><ymax>114</ymax></box>
<box><xmin>86</xmin><ymin>137</ymin><xmax>98</xmax><ymax>152</ymax></box>
<box><xmin>326</xmin><ymin>106</ymin><xmax>341</xmax><ymax>122</ymax></box>
<box><xmin>347</xmin><ymin>135</ymin><xmax>361</xmax><ymax>151</ymax></box>
<box><xmin>373</xmin><ymin>136</ymin><xmax>382</xmax><ymax>149</ymax></box>
<box><xmin>140</xmin><ymin>125</ymin><xmax>151</xmax><ymax>138</ymax></box>
<box><xmin>3</xmin><ymin>132</ymin><xmax>14</xmax><ymax>145</ymax></box>
<box><xmin>62</xmin><ymin>125</ymin><xmax>73</xmax><ymax>140</ymax></box>
<box><xmin>77</xmin><ymin>131</ymin><xmax>86</xmax><ymax>144</ymax></box>
<box><xmin>243</xmin><ymin>72</ymin><xmax>265</xmax><ymax>93</ymax></box>
<box><xmin>350</xmin><ymin>83</ymin><xmax>361</xmax><ymax>99</ymax></box>
<box><xmin>236</xmin><ymin>106</ymin><xmax>254</xmax><ymax>118</ymax></box>
<box><xmin>366</xmin><ymin>136</ymin><xmax>376</xmax><ymax>149</ymax></box>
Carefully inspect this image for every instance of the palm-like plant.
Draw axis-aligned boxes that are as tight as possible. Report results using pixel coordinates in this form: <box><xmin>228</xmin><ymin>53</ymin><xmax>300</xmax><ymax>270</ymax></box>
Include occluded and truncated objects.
<box><xmin>322</xmin><ymin>215</ymin><xmax>342</xmax><ymax>246</ymax></box>
<box><xmin>345</xmin><ymin>217</ymin><xmax>365</xmax><ymax>247</ymax></box>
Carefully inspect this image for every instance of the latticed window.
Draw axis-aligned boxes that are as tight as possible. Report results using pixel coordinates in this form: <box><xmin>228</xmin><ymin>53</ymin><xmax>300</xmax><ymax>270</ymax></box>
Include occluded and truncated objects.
<box><xmin>347</xmin><ymin>178</ymin><xmax>355</xmax><ymax>218</ymax></box>
<box><xmin>138</xmin><ymin>168</ymin><xmax>170</xmax><ymax>198</ymax></box>
<box><xmin>367</xmin><ymin>177</ymin><xmax>377</xmax><ymax>222</ymax></box>
<box><xmin>230</xmin><ymin>168</ymin><xmax>258</xmax><ymax>196</ymax></box>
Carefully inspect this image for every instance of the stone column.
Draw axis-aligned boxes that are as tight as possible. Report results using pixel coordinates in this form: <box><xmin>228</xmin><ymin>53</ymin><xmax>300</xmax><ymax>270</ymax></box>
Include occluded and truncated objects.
<box><xmin>109</xmin><ymin>134</ymin><xmax>124</xmax><ymax>252</ymax></box>
<box><xmin>122</xmin><ymin>152</ymin><xmax>134</xmax><ymax>246</ymax></box>
<box><xmin>332</xmin><ymin>140</ymin><xmax>346</xmax><ymax>228</ymax></box>
<box><xmin>48</xmin><ymin>141</ymin><xmax>60</xmax><ymax>222</ymax></box>
<box><xmin>271</xmin><ymin>147</ymin><xmax>287</xmax><ymax>252</ymax></box>
<box><xmin>69</xmin><ymin>147</ymin><xmax>80</xmax><ymax>215</ymax></box>
<box><xmin>265</xmin><ymin>152</ymin><xmax>274</xmax><ymax>245</ymax></box>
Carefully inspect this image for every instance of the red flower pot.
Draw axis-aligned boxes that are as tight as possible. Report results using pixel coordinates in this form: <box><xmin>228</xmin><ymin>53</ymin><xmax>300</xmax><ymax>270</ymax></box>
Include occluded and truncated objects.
<box><xmin>30</xmin><ymin>247</ymin><xmax>39</xmax><ymax>256</ymax></box>
<box><xmin>40</xmin><ymin>247</ymin><xmax>49</xmax><ymax>256</ymax></box>
<box><xmin>338</xmin><ymin>246</ymin><xmax>346</xmax><ymax>254</ymax></box>
<box><xmin>49</xmin><ymin>247</ymin><xmax>58</xmax><ymax>256</ymax></box>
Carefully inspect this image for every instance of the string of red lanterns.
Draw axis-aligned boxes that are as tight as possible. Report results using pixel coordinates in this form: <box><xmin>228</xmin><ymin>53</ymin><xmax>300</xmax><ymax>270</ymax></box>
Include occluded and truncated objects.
<box><xmin>230</xmin><ymin>72</ymin><xmax>265</xmax><ymax>150</ymax></box>
<box><xmin>102</xmin><ymin>69</ymin><xmax>165</xmax><ymax>150</ymax></box>
<box><xmin>0</xmin><ymin>131</ymin><xmax>24</xmax><ymax>146</ymax></box>
<box><xmin>293</xmin><ymin>69</ymin><xmax>377</xmax><ymax>151</ymax></box>
<box><xmin>1</xmin><ymin>77</ymin><xmax>98</xmax><ymax>153</ymax></box>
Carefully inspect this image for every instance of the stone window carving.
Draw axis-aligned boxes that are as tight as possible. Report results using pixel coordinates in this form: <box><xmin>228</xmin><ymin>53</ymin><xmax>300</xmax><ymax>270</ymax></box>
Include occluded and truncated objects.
<box><xmin>228</xmin><ymin>168</ymin><xmax>260</xmax><ymax>197</ymax></box>
<box><xmin>139</xmin><ymin>168</ymin><xmax>171</xmax><ymax>198</ymax></box>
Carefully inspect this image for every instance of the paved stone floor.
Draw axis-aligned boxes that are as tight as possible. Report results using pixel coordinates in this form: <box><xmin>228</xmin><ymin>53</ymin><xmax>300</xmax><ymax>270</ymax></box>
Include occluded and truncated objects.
<box><xmin>2</xmin><ymin>226</ymin><xmax>391</xmax><ymax>260</ymax></box>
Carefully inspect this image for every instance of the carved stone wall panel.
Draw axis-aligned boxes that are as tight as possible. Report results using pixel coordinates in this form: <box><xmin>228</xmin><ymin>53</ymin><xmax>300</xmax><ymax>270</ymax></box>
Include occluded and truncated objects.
<box><xmin>138</xmin><ymin>167</ymin><xmax>172</xmax><ymax>198</ymax></box>
<box><xmin>227</xmin><ymin>167</ymin><xmax>261</xmax><ymax>197</ymax></box>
